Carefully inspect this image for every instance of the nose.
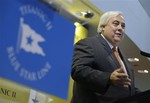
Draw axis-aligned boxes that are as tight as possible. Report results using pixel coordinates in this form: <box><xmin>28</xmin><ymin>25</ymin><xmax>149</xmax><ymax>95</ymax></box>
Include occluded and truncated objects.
<box><xmin>118</xmin><ymin>24</ymin><xmax>123</xmax><ymax>29</ymax></box>
<box><xmin>117</xmin><ymin>24</ymin><xmax>124</xmax><ymax>32</ymax></box>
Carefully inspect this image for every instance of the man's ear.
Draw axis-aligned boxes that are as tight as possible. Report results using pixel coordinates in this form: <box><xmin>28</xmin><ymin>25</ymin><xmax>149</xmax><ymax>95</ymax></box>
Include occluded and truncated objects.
<box><xmin>101</xmin><ymin>25</ymin><xmax>105</xmax><ymax>28</ymax></box>
<box><xmin>101</xmin><ymin>25</ymin><xmax>105</xmax><ymax>31</ymax></box>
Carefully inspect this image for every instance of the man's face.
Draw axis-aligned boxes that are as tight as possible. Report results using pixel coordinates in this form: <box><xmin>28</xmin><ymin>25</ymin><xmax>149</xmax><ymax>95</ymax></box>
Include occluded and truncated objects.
<box><xmin>102</xmin><ymin>15</ymin><xmax>125</xmax><ymax>46</ymax></box>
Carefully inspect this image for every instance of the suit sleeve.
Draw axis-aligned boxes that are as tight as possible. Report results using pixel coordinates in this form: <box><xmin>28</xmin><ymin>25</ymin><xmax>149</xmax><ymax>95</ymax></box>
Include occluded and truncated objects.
<box><xmin>71</xmin><ymin>39</ymin><xmax>111</xmax><ymax>93</ymax></box>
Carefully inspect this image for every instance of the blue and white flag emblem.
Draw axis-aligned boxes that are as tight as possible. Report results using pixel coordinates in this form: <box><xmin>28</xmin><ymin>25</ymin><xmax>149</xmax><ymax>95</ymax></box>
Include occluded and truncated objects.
<box><xmin>18</xmin><ymin>18</ymin><xmax>45</xmax><ymax>56</ymax></box>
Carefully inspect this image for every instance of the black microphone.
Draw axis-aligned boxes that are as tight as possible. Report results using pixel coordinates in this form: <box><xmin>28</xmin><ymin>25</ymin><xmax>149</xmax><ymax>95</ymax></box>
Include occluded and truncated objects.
<box><xmin>140</xmin><ymin>50</ymin><xmax>150</xmax><ymax>57</ymax></box>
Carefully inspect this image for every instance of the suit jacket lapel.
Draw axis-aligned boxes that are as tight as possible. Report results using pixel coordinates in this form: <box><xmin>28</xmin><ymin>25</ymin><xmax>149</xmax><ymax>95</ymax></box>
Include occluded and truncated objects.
<box><xmin>118</xmin><ymin>49</ymin><xmax>133</xmax><ymax>78</ymax></box>
<box><xmin>96</xmin><ymin>34</ymin><xmax>121</xmax><ymax>69</ymax></box>
<box><xmin>118</xmin><ymin>50</ymin><xmax>135</xmax><ymax>95</ymax></box>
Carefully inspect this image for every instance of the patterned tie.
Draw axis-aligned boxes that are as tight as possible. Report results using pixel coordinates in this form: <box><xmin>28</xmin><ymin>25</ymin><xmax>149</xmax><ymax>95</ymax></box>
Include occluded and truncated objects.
<box><xmin>112</xmin><ymin>46</ymin><xmax>128</xmax><ymax>74</ymax></box>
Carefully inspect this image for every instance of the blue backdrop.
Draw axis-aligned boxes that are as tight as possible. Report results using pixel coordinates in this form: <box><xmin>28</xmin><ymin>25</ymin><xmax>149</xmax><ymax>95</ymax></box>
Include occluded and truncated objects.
<box><xmin>0</xmin><ymin>0</ymin><xmax>75</xmax><ymax>99</ymax></box>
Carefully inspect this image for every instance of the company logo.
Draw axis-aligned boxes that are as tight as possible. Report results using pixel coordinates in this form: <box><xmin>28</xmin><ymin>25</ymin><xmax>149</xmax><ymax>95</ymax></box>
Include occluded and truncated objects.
<box><xmin>6</xmin><ymin>4</ymin><xmax>53</xmax><ymax>81</ymax></box>
<box><xmin>18</xmin><ymin>18</ymin><xmax>45</xmax><ymax>56</ymax></box>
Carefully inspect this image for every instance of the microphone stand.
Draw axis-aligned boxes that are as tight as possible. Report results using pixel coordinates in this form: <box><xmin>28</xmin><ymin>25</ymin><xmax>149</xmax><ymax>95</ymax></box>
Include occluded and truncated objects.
<box><xmin>140</xmin><ymin>51</ymin><xmax>150</xmax><ymax>58</ymax></box>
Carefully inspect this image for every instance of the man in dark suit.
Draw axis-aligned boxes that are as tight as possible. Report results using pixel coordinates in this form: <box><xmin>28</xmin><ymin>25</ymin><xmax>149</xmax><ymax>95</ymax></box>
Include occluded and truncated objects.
<box><xmin>70</xmin><ymin>11</ymin><xmax>140</xmax><ymax>103</ymax></box>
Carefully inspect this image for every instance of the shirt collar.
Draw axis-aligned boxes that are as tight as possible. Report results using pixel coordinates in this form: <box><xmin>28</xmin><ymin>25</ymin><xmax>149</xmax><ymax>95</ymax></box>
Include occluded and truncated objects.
<box><xmin>101</xmin><ymin>34</ymin><xmax>114</xmax><ymax>49</ymax></box>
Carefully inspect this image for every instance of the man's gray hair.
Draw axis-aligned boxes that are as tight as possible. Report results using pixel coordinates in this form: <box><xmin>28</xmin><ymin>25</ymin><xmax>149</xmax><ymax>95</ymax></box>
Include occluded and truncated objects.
<box><xmin>97</xmin><ymin>11</ymin><xmax>124</xmax><ymax>34</ymax></box>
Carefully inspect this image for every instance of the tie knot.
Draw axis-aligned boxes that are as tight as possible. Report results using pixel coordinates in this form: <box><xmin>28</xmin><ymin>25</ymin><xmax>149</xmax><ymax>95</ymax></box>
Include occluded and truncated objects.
<box><xmin>112</xmin><ymin>46</ymin><xmax>117</xmax><ymax>51</ymax></box>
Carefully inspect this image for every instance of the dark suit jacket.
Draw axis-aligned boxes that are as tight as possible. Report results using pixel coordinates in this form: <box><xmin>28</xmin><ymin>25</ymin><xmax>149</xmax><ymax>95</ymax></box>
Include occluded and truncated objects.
<box><xmin>71</xmin><ymin>34</ymin><xmax>137</xmax><ymax>103</ymax></box>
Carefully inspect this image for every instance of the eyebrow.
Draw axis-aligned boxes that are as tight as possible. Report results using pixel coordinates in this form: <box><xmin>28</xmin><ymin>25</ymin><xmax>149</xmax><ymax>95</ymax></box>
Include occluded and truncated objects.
<box><xmin>113</xmin><ymin>20</ymin><xmax>125</xmax><ymax>25</ymax></box>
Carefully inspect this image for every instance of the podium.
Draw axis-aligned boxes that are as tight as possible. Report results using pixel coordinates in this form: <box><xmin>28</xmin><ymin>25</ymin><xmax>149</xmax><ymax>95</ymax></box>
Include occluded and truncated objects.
<box><xmin>114</xmin><ymin>90</ymin><xmax>150</xmax><ymax>103</ymax></box>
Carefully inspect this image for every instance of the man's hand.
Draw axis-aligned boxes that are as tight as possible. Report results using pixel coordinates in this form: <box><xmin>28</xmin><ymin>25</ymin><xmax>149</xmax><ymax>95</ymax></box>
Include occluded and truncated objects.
<box><xmin>110</xmin><ymin>68</ymin><xmax>131</xmax><ymax>88</ymax></box>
